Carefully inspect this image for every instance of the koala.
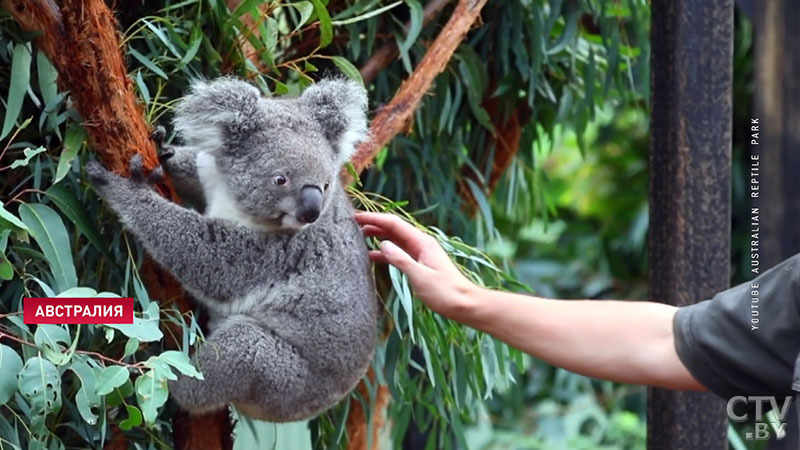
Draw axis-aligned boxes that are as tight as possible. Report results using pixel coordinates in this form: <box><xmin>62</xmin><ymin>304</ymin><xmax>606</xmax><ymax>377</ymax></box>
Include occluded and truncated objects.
<box><xmin>86</xmin><ymin>77</ymin><xmax>379</xmax><ymax>422</ymax></box>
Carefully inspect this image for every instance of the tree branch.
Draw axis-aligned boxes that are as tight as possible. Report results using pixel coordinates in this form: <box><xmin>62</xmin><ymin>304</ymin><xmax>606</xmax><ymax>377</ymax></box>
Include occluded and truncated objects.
<box><xmin>352</xmin><ymin>0</ymin><xmax>489</xmax><ymax>174</ymax></box>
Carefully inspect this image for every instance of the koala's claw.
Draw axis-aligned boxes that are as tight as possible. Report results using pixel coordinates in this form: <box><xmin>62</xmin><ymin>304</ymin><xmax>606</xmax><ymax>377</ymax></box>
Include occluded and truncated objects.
<box><xmin>128</xmin><ymin>154</ymin><xmax>163</xmax><ymax>185</ymax></box>
<box><xmin>151</xmin><ymin>126</ymin><xmax>175</xmax><ymax>162</ymax></box>
<box><xmin>158</xmin><ymin>147</ymin><xmax>175</xmax><ymax>162</ymax></box>
<box><xmin>148</xmin><ymin>166</ymin><xmax>165</xmax><ymax>184</ymax></box>
<box><xmin>151</xmin><ymin>126</ymin><xmax>167</xmax><ymax>145</ymax></box>
<box><xmin>130</xmin><ymin>154</ymin><xmax>146</xmax><ymax>182</ymax></box>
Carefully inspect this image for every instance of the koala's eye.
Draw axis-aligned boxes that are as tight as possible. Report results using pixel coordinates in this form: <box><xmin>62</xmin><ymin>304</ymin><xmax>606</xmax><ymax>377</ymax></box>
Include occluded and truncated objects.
<box><xmin>324</xmin><ymin>182</ymin><xmax>330</xmax><ymax>191</ymax></box>
<box><xmin>273</xmin><ymin>175</ymin><xmax>288</xmax><ymax>186</ymax></box>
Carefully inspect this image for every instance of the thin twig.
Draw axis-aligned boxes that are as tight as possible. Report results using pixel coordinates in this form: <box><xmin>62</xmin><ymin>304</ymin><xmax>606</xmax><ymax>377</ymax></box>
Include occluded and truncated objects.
<box><xmin>0</xmin><ymin>329</ymin><xmax>145</xmax><ymax>370</ymax></box>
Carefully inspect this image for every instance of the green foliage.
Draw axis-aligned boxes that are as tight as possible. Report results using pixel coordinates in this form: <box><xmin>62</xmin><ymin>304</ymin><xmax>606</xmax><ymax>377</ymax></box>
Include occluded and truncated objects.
<box><xmin>0</xmin><ymin>184</ymin><xmax>204</xmax><ymax>447</ymax></box>
<box><xmin>0</xmin><ymin>0</ymin><xmax>651</xmax><ymax>448</ymax></box>
<box><xmin>0</xmin><ymin>344</ymin><xmax>22</xmax><ymax>405</ymax></box>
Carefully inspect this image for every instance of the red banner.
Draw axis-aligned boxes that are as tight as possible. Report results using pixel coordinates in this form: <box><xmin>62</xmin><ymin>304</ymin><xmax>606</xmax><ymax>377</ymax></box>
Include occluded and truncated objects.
<box><xmin>23</xmin><ymin>297</ymin><xmax>134</xmax><ymax>324</ymax></box>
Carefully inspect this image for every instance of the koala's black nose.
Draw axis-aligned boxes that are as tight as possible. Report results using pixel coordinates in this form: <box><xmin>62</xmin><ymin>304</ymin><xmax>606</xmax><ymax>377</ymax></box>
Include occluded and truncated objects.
<box><xmin>298</xmin><ymin>185</ymin><xmax>323</xmax><ymax>224</ymax></box>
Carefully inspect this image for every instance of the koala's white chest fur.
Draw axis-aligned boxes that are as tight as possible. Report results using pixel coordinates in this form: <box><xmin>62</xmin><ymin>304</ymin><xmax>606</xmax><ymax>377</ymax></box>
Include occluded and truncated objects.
<box><xmin>196</xmin><ymin>151</ymin><xmax>249</xmax><ymax>223</ymax></box>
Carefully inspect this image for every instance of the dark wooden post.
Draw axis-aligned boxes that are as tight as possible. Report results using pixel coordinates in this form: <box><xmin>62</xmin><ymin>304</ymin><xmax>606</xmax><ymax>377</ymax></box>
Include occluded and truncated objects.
<box><xmin>754</xmin><ymin>0</ymin><xmax>800</xmax><ymax>270</ymax></box>
<box><xmin>648</xmin><ymin>0</ymin><xmax>734</xmax><ymax>448</ymax></box>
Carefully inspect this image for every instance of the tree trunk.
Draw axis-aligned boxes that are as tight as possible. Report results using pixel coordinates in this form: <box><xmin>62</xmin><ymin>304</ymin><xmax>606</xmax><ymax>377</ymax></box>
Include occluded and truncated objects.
<box><xmin>647</xmin><ymin>0</ymin><xmax>733</xmax><ymax>448</ymax></box>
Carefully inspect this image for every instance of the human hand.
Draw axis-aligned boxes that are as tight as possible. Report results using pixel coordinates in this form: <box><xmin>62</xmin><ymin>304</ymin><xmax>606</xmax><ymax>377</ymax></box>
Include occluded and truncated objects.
<box><xmin>355</xmin><ymin>212</ymin><xmax>479</xmax><ymax>320</ymax></box>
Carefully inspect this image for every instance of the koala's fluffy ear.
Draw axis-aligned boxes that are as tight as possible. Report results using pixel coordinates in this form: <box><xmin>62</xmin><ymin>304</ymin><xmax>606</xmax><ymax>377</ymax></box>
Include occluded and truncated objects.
<box><xmin>172</xmin><ymin>77</ymin><xmax>263</xmax><ymax>152</ymax></box>
<box><xmin>300</xmin><ymin>78</ymin><xmax>368</xmax><ymax>166</ymax></box>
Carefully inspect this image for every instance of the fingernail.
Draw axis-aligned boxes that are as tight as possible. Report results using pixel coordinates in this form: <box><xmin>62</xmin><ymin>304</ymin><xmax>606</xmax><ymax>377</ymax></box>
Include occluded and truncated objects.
<box><xmin>380</xmin><ymin>240</ymin><xmax>399</xmax><ymax>255</ymax></box>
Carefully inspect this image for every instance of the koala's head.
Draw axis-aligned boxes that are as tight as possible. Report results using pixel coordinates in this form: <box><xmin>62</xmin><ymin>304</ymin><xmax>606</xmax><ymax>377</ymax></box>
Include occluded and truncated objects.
<box><xmin>172</xmin><ymin>77</ymin><xmax>368</xmax><ymax>231</ymax></box>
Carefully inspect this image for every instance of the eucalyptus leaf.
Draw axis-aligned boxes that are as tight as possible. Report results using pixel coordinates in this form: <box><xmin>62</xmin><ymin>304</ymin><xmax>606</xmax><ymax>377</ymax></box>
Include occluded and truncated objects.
<box><xmin>54</xmin><ymin>124</ymin><xmax>86</xmax><ymax>184</ymax></box>
<box><xmin>179</xmin><ymin>31</ymin><xmax>203</xmax><ymax>69</ymax></box>
<box><xmin>119</xmin><ymin>404</ymin><xmax>143</xmax><ymax>430</ymax></box>
<box><xmin>96</xmin><ymin>366</ymin><xmax>130</xmax><ymax>396</ymax></box>
<box><xmin>0</xmin><ymin>259</ymin><xmax>12</xmax><ymax>280</ymax></box>
<box><xmin>123</xmin><ymin>337</ymin><xmax>139</xmax><ymax>358</ymax></box>
<box><xmin>9</xmin><ymin>147</ymin><xmax>46</xmax><ymax>170</ymax></box>
<box><xmin>36</xmin><ymin>52</ymin><xmax>59</xmax><ymax>132</ymax></box>
<box><xmin>128</xmin><ymin>48</ymin><xmax>168</xmax><ymax>79</ymax></box>
<box><xmin>329</xmin><ymin>56</ymin><xmax>363</xmax><ymax>85</ymax></box>
<box><xmin>388</xmin><ymin>266</ymin><xmax>414</xmax><ymax>341</ymax></box>
<box><xmin>33</xmin><ymin>324</ymin><xmax>71</xmax><ymax>365</ymax></box>
<box><xmin>310</xmin><ymin>0</ymin><xmax>333</xmax><ymax>48</ymax></box>
<box><xmin>71</xmin><ymin>359</ymin><xmax>101</xmax><ymax>425</ymax></box>
<box><xmin>0</xmin><ymin>344</ymin><xmax>23</xmax><ymax>405</ymax></box>
<box><xmin>1</xmin><ymin>43</ymin><xmax>32</xmax><ymax>141</ymax></box>
<box><xmin>291</xmin><ymin>1</ymin><xmax>315</xmax><ymax>30</ymax></box>
<box><xmin>157</xmin><ymin>351</ymin><xmax>203</xmax><ymax>379</ymax></box>
<box><xmin>18</xmin><ymin>357</ymin><xmax>62</xmax><ymax>421</ymax></box>
<box><xmin>18</xmin><ymin>203</ymin><xmax>78</xmax><ymax>293</ymax></box>
<box><xmin>397</xmin><ymin>0</ymin><xmax>423</xmax><ymax>72</ymax></box>
<box><xmin>0</xmin><ymin>202</ymin><xmax>29</xmax><ymax>231</ymax></box>
<box><xmin>55</xmin><ymin>287</ymin><xmax>97</xmax><ymax>297</ymax></box>
<box><xmin>105</xmin><ymin>327</ymin><xmax>115</xmax><ymax>343</ymax></box>
<box><xmin>106</xmin><ymin>302</ymin><xmax>162</xmax><ymax>342</ymax></box>
<box><xmin>135</xmin><ymin>369</ymin><xmax>169</xmax><ymax>425</ymax></box>
<box><xmin>331</xmin><ymin>1</ymin><xmax>401</xmax><ymax>26</ymax></box>
<box><xmin>0</xmin><ymin>229</ymin><xmax>10</xmax><ymax>254</ymax></box>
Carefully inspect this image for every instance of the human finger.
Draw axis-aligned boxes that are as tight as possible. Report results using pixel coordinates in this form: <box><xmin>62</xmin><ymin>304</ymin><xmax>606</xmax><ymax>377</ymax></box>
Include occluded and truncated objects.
<box><xmin>378</xmin><ymin>240</ymin><xmax>430</xmax><ymax>280</ymax></box>
<box><xmin>360</xmin><ymin>224</ymin><xmax>386</xmax><ymax>238</ymax></box>
<box><xmin>354</xmin><ymin>213</ymin><xmax>431</xmax><ymax>257</ymax></box>
<box><xmin>367</xmin><ymin>250</ymin><xmax>389</xmax><ymax>264</ymax></box>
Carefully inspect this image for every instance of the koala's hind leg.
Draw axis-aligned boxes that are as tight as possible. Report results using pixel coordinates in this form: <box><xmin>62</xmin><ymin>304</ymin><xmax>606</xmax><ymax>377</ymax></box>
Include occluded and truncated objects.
<box><xmin>170</xmin><ymin>318</ymin><xmax>314</xmax><ymax>421</ymax></box>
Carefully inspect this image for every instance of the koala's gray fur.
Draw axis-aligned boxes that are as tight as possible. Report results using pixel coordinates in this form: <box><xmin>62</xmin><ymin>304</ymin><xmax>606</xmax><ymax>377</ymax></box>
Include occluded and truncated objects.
<box><xmin>86</xmin><ymin>77</ymin><xmax>378</xmax><ymax>422</ymax></box>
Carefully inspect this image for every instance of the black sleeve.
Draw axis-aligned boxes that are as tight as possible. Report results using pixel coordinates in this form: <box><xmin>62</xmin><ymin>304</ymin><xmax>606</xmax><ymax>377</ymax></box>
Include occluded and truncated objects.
<box><xmin>673</xmin><ymin>253</ymin><xmax>800</xmax><ymax>400</ymax></box>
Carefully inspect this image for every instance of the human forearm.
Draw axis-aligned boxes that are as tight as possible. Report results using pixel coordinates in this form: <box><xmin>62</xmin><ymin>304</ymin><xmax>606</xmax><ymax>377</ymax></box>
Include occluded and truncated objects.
<box><xmin>355</xmin><ymin>212</ymin><xmax>707</xmax><ymax>391</ymax></box>
<box><xmin>459</xmin><ymin>286</ymin><xmax>705</xmax><ymax>390</ymax></box>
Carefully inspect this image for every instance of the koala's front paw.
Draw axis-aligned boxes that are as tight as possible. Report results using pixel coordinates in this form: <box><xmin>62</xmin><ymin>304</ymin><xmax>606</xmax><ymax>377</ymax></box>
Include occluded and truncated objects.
<box><xmin>86</xmin><ymin>155</ymin><xmax>163</xmax><ymax>197</ymax></box>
